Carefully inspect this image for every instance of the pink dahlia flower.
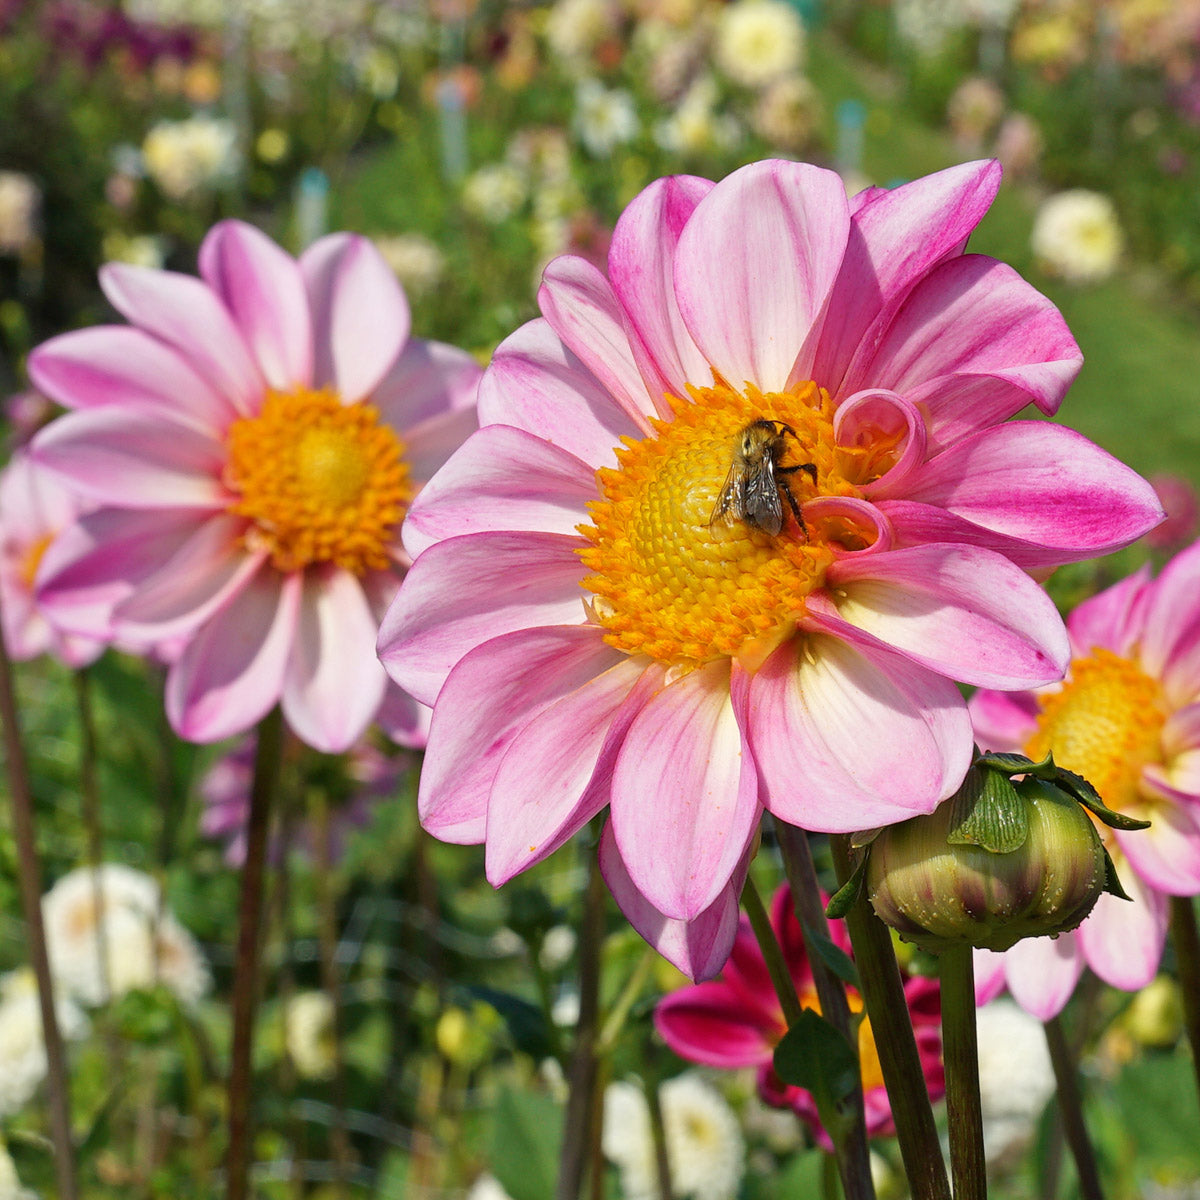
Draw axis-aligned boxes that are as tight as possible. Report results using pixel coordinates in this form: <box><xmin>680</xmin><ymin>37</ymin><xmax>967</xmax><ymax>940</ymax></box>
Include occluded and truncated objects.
<box><xmin>378</xmin><ymin>159</ymin><xmax>1162</xmax><ymax>978</ymax></box>
<box><xmin>655</xmin><ymin>884</ymin><xmax>943</xmax><ymax>1148</ymax></box>
<box><xmin>0</xmin><ymin>450</ymin><xmax>104</xmax><ymax>667</ymax></box>
<box><xmin>971</xmin><ymin>540</ymin><xmax>1200</xmax><ymax>1019</ymax></box>
<box><xmin>28</xmin><ymin>220</ymin><xmax>480</xmax><ymax>752</ymax></box>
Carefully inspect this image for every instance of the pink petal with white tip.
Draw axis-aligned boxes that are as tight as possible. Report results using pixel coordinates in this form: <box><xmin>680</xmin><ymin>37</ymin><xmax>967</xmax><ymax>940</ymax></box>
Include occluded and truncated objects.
<box><xmin>1066</xmin><ymin>565</ymin><xmax>1152</xmax><ymax>658</ymax></box>
<box><xmin>1115</xmin><ymin>797</ymin><xmax>1200</xmax><ymax>896</ymax></box>
<box><xmin>1002</xmin><ymin>934</ymin><xmax>1083</xmax><ymax>1021</ymax></box>
<box><xmin>301</xmin><ymin>233</ymin><xmax>410</xmax><ymax>403</ymax></box>
<box><xmin>372</xmin><ymin>336</ymin><xmax>481</xmax><ymax>432</ymax></box>
<box><xmin>1078</xmin><ymin>874</ymin><xmax>1168</xmax><ymax>991</ymax></box>
<box><xmin>198</xmin><ymin>220</ymin><xmax>313</xmax><ymax>391</ymax></box>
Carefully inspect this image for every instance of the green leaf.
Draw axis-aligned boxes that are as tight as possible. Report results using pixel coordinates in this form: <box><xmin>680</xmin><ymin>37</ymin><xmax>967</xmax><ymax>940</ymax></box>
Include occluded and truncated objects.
<box><xmin>975</xmin><ymin>749</ymin><xmax>1050</xmax><ymax>776</ymax></box>
<box><xmin>825</xmin><ymin>855</ymin><xmax>868</xmax><ymax>920</ymax></box>
<box><xmin>489</xmin><ymin>1086</ymin><xmax>564</xmax><ymax>1200</ymax></box>
<box><xmin>1056</xmin><ymin>767</ymin><xmax>1151</xmax><ymax>830</ymax></box>
<box><xmin>772</xmin><ymin>1010</ymin><xmax>859</xmax><ymax>1116</ymax></box>
<box><xmin>468</xmin><ymin>986</ymin><xmax>555</xmax><ymax>1060</ymax></box>
<box><xmin>802</xmin><ymin>919</ymin><xmax>860</xmax><ymax>988</ymax></box>
<box><xmin>946</xmin><ymin>765</ymin><xmax>1029</xmax><ymax>853</ymax></box>
<box><xmin>1101</xmin><ymin>845</ymin><xmax>1134</xmax><ymax>901</ymax></box>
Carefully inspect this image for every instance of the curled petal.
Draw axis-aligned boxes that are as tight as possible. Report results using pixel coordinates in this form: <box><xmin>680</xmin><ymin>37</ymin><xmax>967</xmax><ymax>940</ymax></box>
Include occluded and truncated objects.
<box><xmin>599</xmin><ymin>822</ymin><xmax>741</xmax><ymax>982</ymax></box>
<box><xmin>300</xmin><ymin>233</ymin><xmax>410</xmax><ymax>403</ymax></box>
<box><xmin>833</xmin><ymin>389</ymin><xmax>927</xmax><ymax>497</ymax></box>
<box><xmin>803</xmin><ymin>495</ymin><xmax>893</xmax><ymax>556</ymax></box>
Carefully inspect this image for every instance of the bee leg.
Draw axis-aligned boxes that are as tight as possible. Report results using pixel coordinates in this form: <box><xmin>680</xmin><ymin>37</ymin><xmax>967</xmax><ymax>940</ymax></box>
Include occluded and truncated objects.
<box><xmin>778</xmin><ymin>479</ymin><xmax>809</xmax><ymax>542</ymax></box>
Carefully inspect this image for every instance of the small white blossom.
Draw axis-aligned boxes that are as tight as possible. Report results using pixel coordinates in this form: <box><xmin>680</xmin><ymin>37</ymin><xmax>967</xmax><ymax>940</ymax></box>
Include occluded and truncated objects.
<box><xmin>574</xmin><ymin>80</ymin><xmax>640</xmax><ymax>157</ymax></box>
<box><xmin>714</xmin><ymin>0</ymin><xmax>805</xmax><ymax>89</ymax></box>
<box><xmin>544</xmin><ymin>0</ymin><xmax>621</xmax><ymax>67</ymax></box>
<box><xmin>141</xmin><ymin>115</ymin><xmax>239</xmax><ymax>200</ymax></box>
<box><xmin>0</xmin><ymin>172</ymin><xmax>39</xmax><ymax>255</ymax></box>
<box><xmin>0</xmin><ymin>1143</ymin><xmax>35</xmax><ymax>1200</ymax></box>
<box><xmin>284</xmin><ymin>990</ymin><xmax>336</xmax><ymax>1080</ymax></box>
<box><xmin>1031</xmin><ymin>189</ymin><xmax>1122</xmax><ymax>285</ymax></box>
<box><xmin>371</xmin><ymin>232</ymin><xmax>445</xmax><ymax>297</ymax></box>
<box><xmin>462</xmin><ymin>163</ymin><xmax>528</xmax><ymax>224</ymax></box>
<box><xmin>0</xmin><ymin>969</ymin><xmax>88</xmax><ymax>1118</ymax></box>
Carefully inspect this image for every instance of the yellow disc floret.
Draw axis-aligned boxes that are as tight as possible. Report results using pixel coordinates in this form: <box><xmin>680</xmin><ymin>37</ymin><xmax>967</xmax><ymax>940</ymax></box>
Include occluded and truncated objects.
<box><xmin>225</xmin><ymin>387</ymin><xmax>412</xmax><ymax>575</ymax></box>
<box><xmin>1026</xmin><ymin>647</ymin><xmax>1167</xmax><ymax>813</ymax></box>
<box><xmin>578</xmin><ymin>377</ymin><xmax>875</xmax><ymax>671</ymax></box>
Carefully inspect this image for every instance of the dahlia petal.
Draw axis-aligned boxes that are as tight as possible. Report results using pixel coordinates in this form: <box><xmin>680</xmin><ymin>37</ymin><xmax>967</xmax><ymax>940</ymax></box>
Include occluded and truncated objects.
<box><xmin>607</xmin><ymin>173</ymin><xmax>715</xmax><ymax>402</ymax></box>
<box><xmin>477</xmin><ymin>318</ymin><xmax>643</xmax><ymax>466</ymax></box>
<box><xmin>372</xmin><ymin>336</ymin><xmax>481</xmax><ymax>431</ymax></box>
<box><xmin>112</xmin><ymin>514</ymin><xmax>262</xmax><ymax>643</ymax></box>
<box><xmin>538</xmin><ymin>255</ymin><xmax>659</xmax><ymax>427</ymax></box>
<box><xmin>403</xmin><ymin>406</ymin><xmax>482</xmax><ymax>493</ymax></box>
<box><xmin>165</xmin><ymin>568</ymin><xmax>302</xmax><ymax>743</ymax></box>
<box><xmin>1002</xmin><ymin>934</ymin><xmax>1083</xmax><ymax>1021</ymax></box>
<box><xmin>33</xmin><ymin>410</ymin><xmax>227</xmax><ymax>510</ymax></box>
<box><xmin>1115</xmin><ymin>799</ymin><xmax>1200</xmax><ymax>895</ymax></box>
<box><xmin>901</xmin><ymin>422</ymin><xmax>1164</xmax><ymax>558</ymax></box>
<box><xmin>281</xmin><ymin>569</ymin><xmax>388</xmax><ymax>753</ymax></box>
<box><xmin>826</xmin><ymin>543</ymin><xmax>1069</xmax><ymax>689</ymax></box>
<box><xmin>719</xmin><ymin>918</ymin><xmax>787</xmax><ymax>1031</ymax></box>
<box><xmin>300</xmin><ymin>233</ymin><xmax>410</xmax><ymax>403</ymax></box>
<box><xmin>599</xmin><ymin>822</ymin><xmax>741</xmax><ymax>982</ymax></box>
<box><xmin>418</xmin><ymin>626</ymin><xmax>622</xmax><ymax>844</ymax></box>
<box><xmin>967</xmin><ymin>688</ymin><xmax>1040</xmax><ymax>753</ymax></box>
<box><xmin>1139</xmin><ymin>539</ymin><xmax>1200</xmax><ymax>678</ymax></box>
<box><xmin>1066</xmin><ymin>565</ymin><xmax>1152</xmax><ymax>658</ymax></box>
<box><xmin>814</xmin><ymin>160</ymin><xmax>1002</xmax><ymax>394</ymax></box>
<box><xmin>973</xmin><ymin>948</ymin><xmax>1007</xmax><ymax>1005</ymax></box>
<box><xmin>1162</xmin><ymin>703</ymin><xmax>1200</xmax><ymax>762</ymax></box>
<box><xmin>610</xmin><ymin>660</ymin><xmax>761</xmax><ymax>921</ymax></box>
<box><xmin>376</xmin><ymin>531</ymin><xmax>587</xmax><ymax>707</ymax></box>
<box><xmin>654</xmin><ymin>983</ymin><xmax>774</xmax><ymax>1068</ymax></box>
<box><xmin>375</xmin><ymin>685</ymin><xmax>432</xmax><ymax>750</ymax></box>
<box><xmin>402</xmin><ymin>424</ymin><xmax>597</xmax><ymax>557</ymax></box>
<box><xmin>485</xmin><ymin>656</ymin><xmax>650</xmax><ymax>884</ymax></box>
<box><xmin>28</xmin><ymin>327</ymin><xmax>234</xmax><ymax>431</ymax></box>
<box><xmin>833</xmin><ymin>390</ymin><xmax>927</xmax><ymax>496</ymax></box>
<box><xmin>1078</xmin><ymin>875</ymin><xmax>1168</xmax><ymax>991</ymax></box>
<box><xmin>198</xmin><ymin>220</ymin><xmax>314</xmax><ymax>390</ymax></box>
<box><xmin>739</xmin><ymin>631</ymin><xmax>972</xmax><ymax>832</ymax></box>
<box><xmin>844</xmin><ymin>255</ymin><xmax>1081</xmax><ymax>445</ymax></box>
<box><xmin>34</xmin><ymin>508</ymin><xmax>200</xmax><ymax>639</ymax></box>
<box><xmin>674</xmin><ymin>160</ymin><xmax>850</xmax><ymax>392</ymax></box>
<box><xmin>99</xmin><ymin>263</ymin><xmax>263</xmax><ymax>414</ymax></box>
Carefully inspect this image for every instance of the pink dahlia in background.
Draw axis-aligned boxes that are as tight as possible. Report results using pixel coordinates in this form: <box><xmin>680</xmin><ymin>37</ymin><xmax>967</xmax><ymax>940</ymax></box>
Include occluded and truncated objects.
<box><xmin>29</xmin><ymin>219</ymin><xmax>480</xmax><ymax>752</ymax></box>
<box><xmin>378</xmin><ymin>158</ymin><xmax>1162</xmax><ymax>978</ymax></box>
<box><xmin>971</xmin><ymin>540</ymin><xmax>1200</xmax><ymax>1019</ymax></box>
<box><xmin>655</xmin><ymin>884</ymin><xmax>943</xmax><ymax>1147</ymax></box>
<box><xmin>0</xmin><ymin>450</ymin><xmax>105</xmax><ymax>667</ymax></box>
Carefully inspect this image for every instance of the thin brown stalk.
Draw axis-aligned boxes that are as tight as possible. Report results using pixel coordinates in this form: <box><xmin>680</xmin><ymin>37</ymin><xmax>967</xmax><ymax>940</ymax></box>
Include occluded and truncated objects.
<box><xmin>0</xmin><ymin>606</ymin><xmax>78</xmax><ymax>1199</ymax></box>
<box><xmin>226</xmin><ymin>707</ymin><xmax>283</xmax><ymax>1200</ymax></box>
<box><xmin>1169</xmin><ymin>895</ymin><xmax>1200</xmax><ymax>1102</ymax></box>
<box><xmin>1043</xmin><ymin>1015</ymin><xmax>1104</xmax><ymax>1200</ymax></box>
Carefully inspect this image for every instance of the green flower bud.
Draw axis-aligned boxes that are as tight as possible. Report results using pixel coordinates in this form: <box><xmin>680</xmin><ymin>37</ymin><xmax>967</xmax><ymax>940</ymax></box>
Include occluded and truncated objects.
<box><xmin>864</xmin><ymin>765</ymin><xmax>1110</xmax><ymax>954</ymax></box>
<box><xmin>1123</xmin><ymin>976</ymin><xmax>1184</xmax><ymax>1048</ymax></box>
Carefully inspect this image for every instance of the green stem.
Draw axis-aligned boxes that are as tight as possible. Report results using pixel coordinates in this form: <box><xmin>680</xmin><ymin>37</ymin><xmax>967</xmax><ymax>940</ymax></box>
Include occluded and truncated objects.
<box><xmin>645</xmin><ymin>1074</ymin><xmax>675</xmax><ymax>1200</ymax></box>
<box><xmin>776</xmin><ymin>822</ymin><xmax>875</xmax><ymax>1200</ymax></box>
<box><xmin>830</xmin><ymin>836</ymin><xmax>950</xmax><ymax>1200</ymax></box>
<box><xmin>556</xmin><ymin>830</ymin><xmax>607</xmax><ymax>1200</ymax></box>
<box><xmin>74</xmin><ymin>668</ymin><xmax>113</xmax><ymax>1004</ymax></box>
<box><xmin>597</xmin><ymin>945</ymin><xmax>657</xmax><ymax>1056</ymax></box>
<box><xmin>1169</xmin><ymin>895</ymin><xmax>1200</xmax><ymax>1103</ymax></box>
<box><xmin>226</xmin><ymin>707</ymin><xmax>283</xmax><ymax>1200</ymax></box>
<box><xmin>1043</xmin><ymin>1015</ymin><xmax>1104</xmax><ymax>1200</ymax></box>
<box><xmin>742</xmin><ymin>875</ymin><xmax>805</xmax><ymax>1027</ymax></box>
<box><xmin>939</xmin><ymin>945</ymin><xmax>986</xmax><ymax>1200</ymax></box>
<box><xmin>0</xmin><ymin>606</ymin><xmax>78</xmax><ymax>1200</ymax></box>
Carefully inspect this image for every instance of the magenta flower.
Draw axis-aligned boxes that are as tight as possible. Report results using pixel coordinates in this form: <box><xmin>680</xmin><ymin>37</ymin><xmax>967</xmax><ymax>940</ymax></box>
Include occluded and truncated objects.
<box><xmin>0</xmin><ymin>450</ymin><xmax>104</xmax><ymax>667</ymax></box>
<box><xmin>655</xmin><ymin>884</ymin><xmax>943</xmax><ymax>1148</ymax></box>
<box><xmin>28</xmin><ymin>220</ymin><xmax>479</xmax><ymax>751</ymax></box>
<box><xmin>378</xmin><ymin>159</ymin><xmax>1161</xmax><ymax>977</ymax></box>
<box><xmin>970</xmin><ymin>539</ymin><xmax>1200</xmax><ymax>1018</ymax></box>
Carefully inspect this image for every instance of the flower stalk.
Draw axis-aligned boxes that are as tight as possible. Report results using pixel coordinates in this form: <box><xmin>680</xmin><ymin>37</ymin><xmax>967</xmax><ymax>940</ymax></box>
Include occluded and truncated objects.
<box><xmin>0</xmin><ymin>608</ymin><xmax>78</xmax><ymax>1200</ymax></box>
<box><xmin>1042</xmin><ymin>1014</ymin><xmax>1104</xmax><ymax>1200</ymax></box>
<box><xmin>226</xmin><ymin>706</ymin><xmax>283</xmax><ymax>1200</ymax></box>
<box><xmin>830</xmin><ymin>835</ymin><xmax>950</xmax><ymax>1200</ymax></box>
<box><xmin>74</xmin><ymin>668</ymin><xmax>113</xmax><ymax>1005</ymax></box>
<box><xmin>742</xmin><ymin>876</ymin><xmax>805</xmax><ymax>1028</ymax></box>
<box><xmin>1169</xmin><ymin>896</ymin><xmax>1200</xmax><ymax>1102</ymax></box>
<box><xmin>938</xmin><ymin>944</ymin><xmax>986</xmax><ymax>1200</ymax></box>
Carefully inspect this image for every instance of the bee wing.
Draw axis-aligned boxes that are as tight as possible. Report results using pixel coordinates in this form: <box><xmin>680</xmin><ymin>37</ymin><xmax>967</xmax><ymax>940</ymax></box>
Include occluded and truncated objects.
<box><xmin>742</xmin><ymin>459</ymin><xmax>783</xmax><ymax>536</ymax></box>
<box><xmin>708</xmin><ymin>464</ymin><xmax>742</xmax><ymax>526</ymax></box>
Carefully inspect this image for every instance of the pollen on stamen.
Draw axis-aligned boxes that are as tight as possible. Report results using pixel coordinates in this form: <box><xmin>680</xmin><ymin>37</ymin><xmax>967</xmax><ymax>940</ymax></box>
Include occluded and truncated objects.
<box><xmin>578</xmin><ymin>377</ymin><xmax>876</xmax><ymax>671</ymax></box>
<box><xmin>225</xmin><ymin>387</ymin><xmax>413</xmax><ymax>576</ymax></box>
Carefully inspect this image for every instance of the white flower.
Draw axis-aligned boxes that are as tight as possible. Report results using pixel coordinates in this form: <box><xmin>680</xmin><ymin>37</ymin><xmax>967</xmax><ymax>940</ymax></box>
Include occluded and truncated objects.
<box><xmin>42</xmin><ymin>864</ymin><xmax>211</xmax><ymax>1007</ymax></box>
<box><xmin>544</xmin><ymin>0</ymin><xmax>621</xmax><ymax>66</ymax></box>
<box><xmin>714</xmin><ymin>0</ymin><xmax>805</xmax><ymax>89</ymax></box>
<box><xmin>893</xmin><ymin>0</ymin><xmax>967</xmax><ymax>54</ymax></box>
<box><xmin>655</xmin><ymin>77</ymin><xmax>739</xmax><ymax>158</ymax></box>
<box><xmin>574</xmin><ymin>80</ymin><xmax>640</xmax><ymax>157</ymax></box>
<box><xmin>141</xmin><ymin>115</ymin><xmax>239</xmax><ymax>200</ymax></box>
<box><xmin>462</xmin><ymin>163</ymin><xmax>528</xmax><ymax>224</ymax></box>
<box><xmin>0</xmin><ymin>1143</ymin><xmax>35</xmax><ymax>1200</ymax></box>
<box><xmin>284</xmin><ymin>991</ymin><xmax>336</xmax><ymax>1080</ymax></box>
<box><xmin>0</xmin><ymin>969</ymin><xmax>88</xmax><ymax>1118</ymax></box>
<box><xmin>1031</xmin><ymin>189</ymin><xmax>1123</xmax><ymax>285</ymax></box>
<box><xmin>101</xmin><ymin>232</ymin><xmax>167</xmax><ymax>270</ymax></box>
<box><xmin>603</xmin><ymin>1073</ymin><xmax>745</xmax><ymax>1200</ymax></box>
<box><xmin>0</xmin><ymin>172</ymin><xmax>39</xmax><ymax>255</ymax></box>
<box><xmin>466</xmin><ymin>1174</ymin><xmax>514</xmax><ymax>1200</ymax></box>
<box><xmin>539</xmin><ymin>924</ymin><xmax>577</xmax><ymax>970</ymax></box>
<box><xmin>371</xmin><ymin>233</ymin><xmax>446</xmax><ymax>297</ymax></box>
<box><xmin>976</xmin><ymin>998</ymin><xmax>1055</xmax><ymax>1168</ymax></box>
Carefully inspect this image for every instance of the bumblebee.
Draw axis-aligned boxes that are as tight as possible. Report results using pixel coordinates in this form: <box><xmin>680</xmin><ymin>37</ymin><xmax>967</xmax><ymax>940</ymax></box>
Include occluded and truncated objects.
<box><xmin>709</xmin><ymin>419</ymin><xmax>817</xmax><ymax>538</ymax></box>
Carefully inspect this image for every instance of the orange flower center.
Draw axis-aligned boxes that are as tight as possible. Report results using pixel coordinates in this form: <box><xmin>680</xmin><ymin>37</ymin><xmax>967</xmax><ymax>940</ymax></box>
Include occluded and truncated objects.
<box><xmin>577</xmin><ymin>377</ymin><xmax>884</xmax><ymax>671</ymax></box>
<box><xmin>1026</xmin><ymin>647</ymin><xmax>1167</xmax><ymax>814</ymax></box>
<box><xmin>19</xmin><ymin>533</ymin><xmax>54</xmax><ymax>590</ymax></box>
<box><xmin>224</xmin><ymin>387</ymin><xmax>412</xmax><ymax>575</ymax></box>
